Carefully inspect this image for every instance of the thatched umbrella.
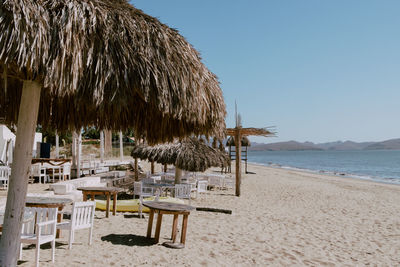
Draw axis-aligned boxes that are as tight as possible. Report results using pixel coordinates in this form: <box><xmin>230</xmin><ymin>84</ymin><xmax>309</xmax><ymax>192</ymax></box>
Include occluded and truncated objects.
<box><xmin>0</xmin><ymin>1</ymin><xmax>226</xmax><ymax>264</ymax></box>
<box><xmin>131</xmin><ymin>138</ymin><xmax>229</xmax><ymax>182</ymax></box>
<box><xmin>226</xmin><ymin>127</ymin><xmax>275</xmax><ymax>196</ymax></box>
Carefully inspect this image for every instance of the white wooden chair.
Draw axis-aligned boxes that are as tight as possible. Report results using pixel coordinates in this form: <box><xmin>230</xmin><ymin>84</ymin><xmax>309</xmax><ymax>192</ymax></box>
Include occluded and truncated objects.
<box><xmin>0</xmin><ymin>166</ymin><xmax>11</xmax><ymax>190</ymax></box>
<box><xmin>208</xmin><ymin>175</ymin><xmax>223</xmax><ymax>190</ymax></box>
<box><xmin>196</xmin><ymin>180</ymin><xmax>208</xmax><ymax>198</ymax></box>
<box><xmin>20</xmin><ymin>207</ymin><xmax>58</xmax><ymax>267</ymax></box>
<box><xmin>30</xmin><ymin>164</ymin><xmax>49</xmax><ymax>184</ymax></box>
<box><xmin>62</xmin><ymin>163</ymin><xmax>71</xmax><ymax>181</ymax></box>
<box><xmin>133</xmin><ymin>182</ymin><xmax>154</xmax><ymax>217</ymax></box>
<box><xmin>174</xmin><ymin>184</ymin><xmax>192</xmax><ymax>205</ymax></box>
<box><xmin>57</xmin><ymin>201</ymin><xmax>96</xmax><ymax>249</ymax></box>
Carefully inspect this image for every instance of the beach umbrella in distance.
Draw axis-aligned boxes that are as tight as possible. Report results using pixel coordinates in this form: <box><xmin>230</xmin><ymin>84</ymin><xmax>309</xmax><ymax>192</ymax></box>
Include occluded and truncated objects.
<box><xmin>131</xmin><ymin>137</ymin><xmax>230</xmax><ymax>182</ymax></box>
<box><xmin>226</xmin><ymin>127</ymin><xmax>275</xmax><ymax>197</ymax></box>
<box><xmin>0</xmin><ymin>1</ymin><xmax>226</xmax><ymax>264</ymax></box>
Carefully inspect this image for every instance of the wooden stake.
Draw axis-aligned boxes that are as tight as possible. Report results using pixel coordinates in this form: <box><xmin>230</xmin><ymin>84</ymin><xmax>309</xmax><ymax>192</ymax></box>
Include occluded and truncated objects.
<box><xmin>0</xmin><ymin>81</ymin><xmax>41</xmax><ymax>266</ymax></box>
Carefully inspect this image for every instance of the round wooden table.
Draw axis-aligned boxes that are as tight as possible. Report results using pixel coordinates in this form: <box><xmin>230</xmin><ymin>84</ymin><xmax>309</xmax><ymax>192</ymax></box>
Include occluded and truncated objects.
<box><xmin>143</xmin><ymin>201</ymin><xmax>195</xmax><ymax>248</ymax></box>
<box><xmin>25</xmin><ymin>197</ymin><xmax>72</xmax><ymax>237</ymax></box>
<box><xmin>77</xmin><ymin>187</ymin><xmax>123</xmax><ymax>218</ymax></box>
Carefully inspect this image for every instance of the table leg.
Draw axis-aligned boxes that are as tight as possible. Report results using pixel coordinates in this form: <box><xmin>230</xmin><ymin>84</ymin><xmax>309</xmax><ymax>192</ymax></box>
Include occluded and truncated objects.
<box><xmin>106</xmin><ymin>193</ymin><xmax>110</xmax><ymax>218</ymax></box>
<box><xmin>154</xmin><ymin>212</ymin><xmax>163</xmax><ymax>243</ymax></box>
<box><xmin>171</xmin><ymin>214</ymin><xmax>179</xmax><ymax>242</ymax></box>
<box><xmin>83</xmin><ymin>193</ymin><xmax>87</xmax><ymax>201</ymax></box>
<box><xmin>147</xmin><ymin>210</ymin><xmax>155</xmax><ymax>238</ymax></box>
<box><xmin>112</xmin><ymin>192</ymin><xmax>117</xmax><ymax>216</ymax></box>
<box><xmin>56</xmin><ymin>206</ymin><xmax>63</xmax><ymax>238</ymax></box>
<box><xmin>180</xmin><ymin>214</ymin><xmax>189</xmax><ymax>244</ymax></box>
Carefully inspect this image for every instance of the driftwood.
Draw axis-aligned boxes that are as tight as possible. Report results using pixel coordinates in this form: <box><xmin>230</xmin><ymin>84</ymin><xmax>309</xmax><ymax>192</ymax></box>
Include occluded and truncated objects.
<box><xmin>196</xmin><ymin>207</ymin><xmax>232</xmax><ymax>214</ymax></box>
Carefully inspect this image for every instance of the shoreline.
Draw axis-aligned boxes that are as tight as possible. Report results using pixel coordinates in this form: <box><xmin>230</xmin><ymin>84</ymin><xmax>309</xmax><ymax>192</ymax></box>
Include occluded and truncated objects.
<box><xmin>247</xmin><ymin>159</ymin><xmax>400</xmax><ymax>186</ymax></box>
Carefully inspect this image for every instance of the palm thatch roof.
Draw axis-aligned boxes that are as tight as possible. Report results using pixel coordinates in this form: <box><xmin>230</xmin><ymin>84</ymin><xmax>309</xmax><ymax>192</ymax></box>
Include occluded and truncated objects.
<box><xmin>0</xmin><ymin>0</ymin><xmax>226</xmax><ymax>143</ymax></box>
<box><xmin>226</xmin><ymin>136</ymin><xmax>251</xmax><ymax>147</ymax></box>
<box><xmin>131</xmin><ymin>138</ymin><xmax>229</xmax><ymax>172</ymax></box>
<box><xmin>226</xmin><ymin>127</ymin><xmax>275</xmax><ymax>137</ymax></box>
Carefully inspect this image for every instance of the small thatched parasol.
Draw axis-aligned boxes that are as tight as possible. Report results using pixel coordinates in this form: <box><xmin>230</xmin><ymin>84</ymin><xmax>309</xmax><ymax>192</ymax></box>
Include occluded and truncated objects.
<box><xmin>131</xmin><ymin>138</ymin><xmax>230</xmax><ymax>173</ymax></box>
<box><xmin>0</xmin><ymin>1</ymin><xmax>226</xmax><ymax>264</ymax></box>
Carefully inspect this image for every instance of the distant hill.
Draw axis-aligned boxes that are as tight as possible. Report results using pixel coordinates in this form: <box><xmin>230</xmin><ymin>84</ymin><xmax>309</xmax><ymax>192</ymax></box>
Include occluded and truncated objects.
<box><xmin>249</xmin><ymin>138</ymin><xmax>400</xmax><ymax>151</ymax></box>
<box><xmin>249</xmin><ymin>141</ymin><xmax>323</xmax><ymax>151</ymax></box>
<box><xmin>363</xmin><ymin>138</ymin><xmax>400</xmax><ymax>150</ymax></box>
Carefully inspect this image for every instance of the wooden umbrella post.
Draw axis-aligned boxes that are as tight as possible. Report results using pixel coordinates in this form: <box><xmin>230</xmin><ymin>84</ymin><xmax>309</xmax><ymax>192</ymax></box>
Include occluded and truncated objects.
<box><xmin>119</xmin><ymin>131</ymin><xmax>123</xmax><ymax>161</ymax></box>
<box><xmin>0</xmin><ymin>81</ymin><xmax>41</xmax><ymax>266</ymax></box>
<box><xmin>235</xmin><ymin>127</ymin><xmax>242</xmax><ymax>197</ymax></box>
<box><xmin>151</xmin><ymin>161</ymin><xmax>155</xmax><ymax>174</ymax></box>
<box><xmin>175</xmin><ymin>167</ymin><xmax>182</xmax><ymax>184</ymax></box>
<box><xmin>134</xmin><ymin>157</ymin><xmax>139</xmax><ymax>181</ymax></box>
<box><xmin>100</xmin><ymin>130</ymin><xmax>104</xmax><ymax>163</ymax></box>
<box><xmin>55</xmin><ymin>131</ymin><xmax>59</xmax><ymax>158</ymax></box>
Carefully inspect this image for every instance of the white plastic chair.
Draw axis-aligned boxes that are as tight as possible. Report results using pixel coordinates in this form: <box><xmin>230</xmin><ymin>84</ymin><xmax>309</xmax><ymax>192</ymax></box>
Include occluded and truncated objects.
<box><xmin>62</xmin><ymin>163</ymin><xmax>71</xmax><ymax>181</ymax></box>
<box><xmin>30</xmin><ymin>164</ymin><xmax>49</xmax><ymax>184</ymax></box>
<box><xmin>133</xmin><ymin>182</ymin><xmax>154</xmax><ymax>217</ymax></box>
<box><xmin>196</xmin><ymin>180</ymin><xmax>208</xmax><ymax>198</ymax></box>
<box><xmin>174</xmin><ymin>184</ymin><xmax>192</xmax><ymax>205</ymax></box>
<box><xmin>0</xmin><ymin>166</ymin><xmax>11</xmax><ymax>190</ymax></box>
<box><xmin>208</xmin><ymin>175</ymin><xmax>223</xmax><ymax>189</ymax></box>
<box><xmin>20</xmin><ymin>207</ymin><xmax>58</xmax><ymax>267</ymax></box>
<box><xmin>57</xmin><ymin>201</ymin><xmax>96</xmax><ymax>249</ymax></box>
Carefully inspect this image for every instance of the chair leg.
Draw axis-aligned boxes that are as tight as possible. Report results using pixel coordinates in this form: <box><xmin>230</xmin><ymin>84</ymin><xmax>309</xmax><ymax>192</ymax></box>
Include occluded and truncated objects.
<box><xmin>35</xmin><ymin>243</ymin><xmax>40</xmax><ymax>267</ymax></box>
<box><xmin>89</xmin><ymin>226</ymin><xmax>93</xmax><ymax>245</ymax></box>
<box><xmin>19</xmin><ymin>244</ymin><xmax>23</xmax><ymax>260</ymax></box>
<box><xmin>138</xmin><ymin>197</ymin><xmax>143</xmax><ymax>218</ymax></box>
<box><xmin>51</xmin><ymin>239</ymin><xmax>55</xmax><ymax>263</ymax></box>
<box><xmin>68</xmin><ymin>229</ymin><xmax>73</xmax><ymax>249</ymax></box>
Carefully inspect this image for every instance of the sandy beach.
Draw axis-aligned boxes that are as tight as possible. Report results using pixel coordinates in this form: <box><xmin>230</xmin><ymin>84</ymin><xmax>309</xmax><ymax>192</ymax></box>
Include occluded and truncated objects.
<box><xmin>12</xmin><ymin>163</ymin><xmax>400</xmax><ymax>266</ymax></box>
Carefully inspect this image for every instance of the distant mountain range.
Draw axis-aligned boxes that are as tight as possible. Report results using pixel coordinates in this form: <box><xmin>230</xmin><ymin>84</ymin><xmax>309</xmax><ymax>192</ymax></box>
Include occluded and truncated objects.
<box><xmin>249</xmin><ymin>138</ymin><xmax>400</xmax><ymax>151</ymax></box>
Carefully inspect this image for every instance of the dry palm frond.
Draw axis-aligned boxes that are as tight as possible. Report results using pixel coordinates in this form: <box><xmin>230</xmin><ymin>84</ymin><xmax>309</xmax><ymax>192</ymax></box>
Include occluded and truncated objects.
<box><xmin>0</xmin><ymin>0</ymin><xmax>226</xmax><ymax>144</ymax></box>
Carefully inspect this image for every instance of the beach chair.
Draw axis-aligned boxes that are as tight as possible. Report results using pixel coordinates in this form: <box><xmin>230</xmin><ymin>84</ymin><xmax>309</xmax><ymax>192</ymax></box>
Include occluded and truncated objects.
<box><xmin>57</xmin><ymin>201</ymin><xmax>96</xmax><ymax>249</ymax></box>
<box><xmin>20</xmin><ymin>207</ymin><xmax>58</xmax><ymax>267</ymax></box>
<box><xmin>62</xmin><ymin>163</ymin><xmax>71</xmax><ymax>181</ymax></box>
<box><xmin>174</xmin><ymin>184</ymin><xmax>192</xmax><ymax>205</ymax></box>
<box><xmin>133</xmin><ymin>182</ymin><xmax>154</xmax><ymax>218</ymax></box>
<box><xmin>30</xmin><ymin>164</ymin><xmax>49</xmax><ymax>184</ymax></box>
<box><xmin>196</xmin><ymin>180</ymin><xmax>208</xmax><ymax>198</ymax></box>
<box><xmin>0</xmin><ymin>166</ymin><xmax>11</xmax><ymax>190</ymax></box>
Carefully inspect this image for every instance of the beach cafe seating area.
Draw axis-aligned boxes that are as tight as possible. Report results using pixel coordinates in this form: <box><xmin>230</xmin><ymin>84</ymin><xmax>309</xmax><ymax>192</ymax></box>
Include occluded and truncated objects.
<box><xmin>0</xmin><ymin>161</ymin><xmax>234</xmax><ymax>266</ymax></box>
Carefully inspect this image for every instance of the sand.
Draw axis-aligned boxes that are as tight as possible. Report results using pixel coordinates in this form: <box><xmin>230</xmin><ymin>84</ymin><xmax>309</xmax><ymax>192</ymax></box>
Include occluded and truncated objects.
<box><xmin>12</xmin><ymin>163</ymin><xmax>400</xmax><ymax>266</ymax></box>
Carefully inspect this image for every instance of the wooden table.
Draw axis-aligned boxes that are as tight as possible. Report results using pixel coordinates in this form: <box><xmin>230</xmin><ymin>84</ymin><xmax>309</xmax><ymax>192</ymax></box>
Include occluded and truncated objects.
<box><xmin>143</xmin><ymin>201</ymin><xmax>195</xmax><ymax>248</ymax></box>
<box><xmin>25</xmin><ymin>197</ymin><xmax>72</xmax><ymax>237</ymax></box>
<box><xmin>77</xmin><ymin>187</ymin><xmax>123</xmax><ymax>218</ymax></box>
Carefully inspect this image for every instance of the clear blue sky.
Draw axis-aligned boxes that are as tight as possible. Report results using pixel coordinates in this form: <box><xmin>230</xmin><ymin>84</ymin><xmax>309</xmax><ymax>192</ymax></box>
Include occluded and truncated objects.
<box><xmin>131</xmin><ymin>0</ymin><xmax>400</xmax><ymax>144</ymax></box>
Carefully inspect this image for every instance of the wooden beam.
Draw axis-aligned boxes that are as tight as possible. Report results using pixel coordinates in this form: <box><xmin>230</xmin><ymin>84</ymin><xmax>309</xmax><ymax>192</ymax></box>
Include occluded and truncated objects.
<box><xmin>235</xmin><ymin>127</ymin><xmax>242</xmax><ymax>196</ymax></box>
<box><xmin>0</xmin><ymin>80</ymin><xmax>41</xmax><ymax>266</ymax></box>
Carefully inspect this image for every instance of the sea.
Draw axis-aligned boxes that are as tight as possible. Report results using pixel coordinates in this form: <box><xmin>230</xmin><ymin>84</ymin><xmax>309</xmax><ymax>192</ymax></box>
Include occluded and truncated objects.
<box><xmin>247</xmin><ymin>150</ymin><xmax>400</xmax><ymax>185</ymax></box>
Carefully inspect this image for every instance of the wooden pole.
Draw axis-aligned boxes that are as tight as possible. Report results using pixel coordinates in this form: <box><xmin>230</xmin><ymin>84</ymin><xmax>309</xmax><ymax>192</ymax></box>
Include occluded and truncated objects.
<box><xmin>0</xmin><ymin>81</ymin><xmax>41</xmax><ymax>266</ymax></box>
<box><xmin>55</xmin><ymin>130</ymin><xmax>59</xmax><ymax>159</ymax></box>
<box><xmin>72</xmin><ymin>132</ymin><xmax>77</xmax><ymax>172</ymax></box>
<box><xmin>175</xmin><ymin>167</ymin><xmax>182</xmax><ymax>184</ymax></box>
<box><xmin>77</xmin><ymin>131</ymin><xmax>82</xmax><ymax>178</ymax></box>
<box><xmin>119</xmin><ymin>131</ymin><xmax>123</xmax><ymax>161</ymax></box>
<box><xmin>100</xmin><ymin>130</ymin><xmax>104</xmax><ymax>163</ymax></box>
<box><xmin>134</xmin><ymin>157</ymin><xmax>139</xmax><ymax>181</ymax></box>
<box><xmin>164</xmin><ymin>164</ymin><xmax>167</xmax><ymax>173</ymax></box>
<box><xmin>104</xmin><ymin>129</ymin><xmax>112</xmax><ymax>158</ymax></box>
<box><xmin>151</xmin><ymin>161</ymin><xmax>155</xmax><ymax>174</ymax></box>
<box><xmin>235</xmin><ymin>128</ymin><xmax>242</xmax><ymax>197</ymax></box>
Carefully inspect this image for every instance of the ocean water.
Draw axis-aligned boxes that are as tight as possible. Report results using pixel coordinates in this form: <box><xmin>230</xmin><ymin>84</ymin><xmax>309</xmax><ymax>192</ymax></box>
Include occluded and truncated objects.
<box><xmin>247</xmin><ymin>150</ymin><xmax>400</xmax><ymax>185</ymax></box>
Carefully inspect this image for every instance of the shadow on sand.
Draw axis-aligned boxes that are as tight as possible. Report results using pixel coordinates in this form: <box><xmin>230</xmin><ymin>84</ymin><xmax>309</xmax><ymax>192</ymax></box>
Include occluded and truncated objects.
<box><xmin>101</xmin><ymin>234</ymin><xmax>154</xmax><ymax>247</ymax></box>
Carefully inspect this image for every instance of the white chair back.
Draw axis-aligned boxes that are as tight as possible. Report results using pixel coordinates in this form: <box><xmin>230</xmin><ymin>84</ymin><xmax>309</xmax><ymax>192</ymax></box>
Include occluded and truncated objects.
<box><xmin>141</xmin><ymin>178</ymin><xmax>156</xmax><ymax>184</ymax></box>
<box><xmin>0</xmin><ymin>166</ymin><xmax>11</xmax><ymax>189</ymax></box>
<box><xmin>197</xmin><ymin>180</ymin><xmax>208</xmax><ymax>194</ymax></box>
<box><xmin>174</xmin><ymin>184</ymin><xmax>191</xmax><ymax>204</ymax></box>
<box><xmin>22</xmin><ymin>207</ymin><xmax>57</xmax><ymax>236</ymax></box>
<box><xmin>133</xmin><ymin>182</ymin><xmax>153</xmax><ymax>197</ymax></box>
<box><xmin>71</xmin><ymin>201</ymin><xmax>95</xmax><ymax>230</ymax></box>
